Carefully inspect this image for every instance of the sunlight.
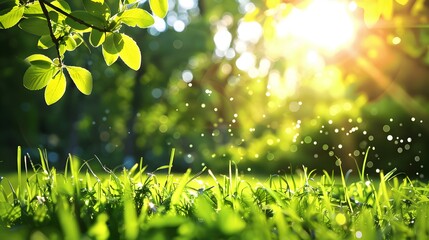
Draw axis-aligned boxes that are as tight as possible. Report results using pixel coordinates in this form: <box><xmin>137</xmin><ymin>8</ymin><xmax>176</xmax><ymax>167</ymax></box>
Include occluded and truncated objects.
<box><xmin>276</xmin><ymin>0</ymin><xmax>356</xmax><ymax>53</ymax></box>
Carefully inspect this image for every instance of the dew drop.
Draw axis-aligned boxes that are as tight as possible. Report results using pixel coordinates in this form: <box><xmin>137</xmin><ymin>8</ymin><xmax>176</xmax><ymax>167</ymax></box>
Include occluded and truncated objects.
<box><xmin>353</xmin><ymin>150</ymin><xmax>360</xmax><ymax>157</ymax></box>
<box><xmin>382</xmin><ymin>125</ymin><xmax>390</xmax><ymax>133</ymax></box>
<box><xmin>355</xmin><ymin>231</ymin><xmax>363</xmax><ymax>239</ymax></box>
<box><xmin>387</xmin><ymin>135</ymin><xmax>393</xmax><ymax>141</ymax></box>
<box><xmin>367</xmin><ymin>161</ymin><xmax>373</xmax><ymax>168</ymax></box>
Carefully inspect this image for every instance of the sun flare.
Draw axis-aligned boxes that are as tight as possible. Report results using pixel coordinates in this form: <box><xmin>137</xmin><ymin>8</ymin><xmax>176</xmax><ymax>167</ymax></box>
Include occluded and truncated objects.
<box><xmin>276</xmin><ymin>0</ymin><xmax>357</xmax><ymax>53</ymax></box>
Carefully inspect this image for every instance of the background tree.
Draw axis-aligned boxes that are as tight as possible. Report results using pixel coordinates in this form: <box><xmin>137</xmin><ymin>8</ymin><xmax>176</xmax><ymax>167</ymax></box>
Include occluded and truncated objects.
<box><xmin>1</xmin><ymin>0</ymin><xmax>428</xmax><ymax>178</ymax></box>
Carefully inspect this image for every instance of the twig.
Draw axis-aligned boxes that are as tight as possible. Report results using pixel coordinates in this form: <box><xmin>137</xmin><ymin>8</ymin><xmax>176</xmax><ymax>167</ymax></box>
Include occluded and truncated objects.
<box><xmin>39</xmin><ymin>0</ymin><xmax>62</xmax><ymax>64</ymax></box>
<box><xmin>39</xmin><ymin>0</ymin><xmax>108</xmax><ymax>33</ymax></box>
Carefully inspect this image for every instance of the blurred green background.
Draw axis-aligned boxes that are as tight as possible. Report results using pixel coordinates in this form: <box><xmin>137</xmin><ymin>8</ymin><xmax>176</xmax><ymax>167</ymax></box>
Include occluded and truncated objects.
<box><xmin>1</xmin><ymin>0</ymin><xmax>429</xmax><ymax>177</ymax></box>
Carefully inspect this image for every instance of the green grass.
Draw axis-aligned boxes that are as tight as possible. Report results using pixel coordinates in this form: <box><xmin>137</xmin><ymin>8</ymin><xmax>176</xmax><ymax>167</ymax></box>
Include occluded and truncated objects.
<box><xmin>1</xmin><ymin>147</ymin><xmax>429</xmax><ymax>240</ymax></box>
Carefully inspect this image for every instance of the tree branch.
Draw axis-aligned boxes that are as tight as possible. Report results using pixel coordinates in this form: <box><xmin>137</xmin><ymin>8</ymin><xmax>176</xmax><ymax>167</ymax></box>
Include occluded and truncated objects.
<box><xmin>39</xmin><ymin>0</ymin><xmax>108</xmax><ymax>32</ymax></box>
<box><xmin>39</xmin><ymin>0</ymin><xmax>62</xmax><ymax>64</ymax></box>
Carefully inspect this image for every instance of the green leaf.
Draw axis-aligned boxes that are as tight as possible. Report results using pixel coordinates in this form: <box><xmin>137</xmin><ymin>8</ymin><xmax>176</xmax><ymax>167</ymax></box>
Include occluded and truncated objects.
<box><xmin>90</xmin><ymin>29</ymin><xmax>105</xmax><ymax>47</ymax></box>
<box><xmin>24</xmin><ymin>2</ymin><xmax>43</xmax><ymax>15</ymax></box>
<box><xmin>18</xmin><ymin>17</ymin><xmax>50</xmax><ymax>36</ymax></box>
<box><xmin>103</xmin><ymin>32</ymin><xmax>123</xmax><ymax>54</ymax></box>
<box><xmin>119</xmin><ymin>8</ymin><xmax>154</xmax><ymax>28</ymax></box>
<box><xmin>66</xmin><ymin>66</ymin><xmax>93</xmax><ymax>95</ymax></box>
<box><xmin>149</xmin><ymin>0</ymin><xmax>168</xmax><ymax>18</ymax></box>
<box><xmin>25</xmin><ymin>54</ymin><xmax>52</xmax><ymax>67</ymax></box>
<box><xmin>38</xmin><ymin>35</ymin><xmax>55</xmax><ymax>49</ymax></box>
<box><xmin>83</xmin><ymin>0</ymin><xmax>110</xmax><ymax>20</ymax></box>
<box><xmin>23</xmin><ymin>66</ymin><xmax>56</xmax><ymax>90</ymax></box>
<box><xmin>47</xmin><ymin>0</ymin><xmax>71</xmax><ymax>22</ymax></box>
<box><xmin>65</xmin><ymin>35</ymin><xmax>78</xmax><ymax>51</ymax></box>
<box><xmin>65</xmin><ymin>11</ymin><xmax>105</xmax><ymax>31</ymax></box>
<box><xmin>48</xmin><ymin>0</ymin><xmax>71</xmax><ymax>14</ymax></box>
<box><xmin>45</xmin><ymin>70</ymin><xmax>66</xmax><ymax>105</ymax></box>
<box><xmin>0</xmin><ymin>6</ymin><xmax>24</xmax><ymax>29</ymax></box>
<box><xmin>102</xmin><ymin>46</ymin><xmax>119</xmax><ymax>66</ymax></box>
<box><xmin>119</xmin><ymin>33</ymin><xmax>141</xmax><ymax>70</ymax></box>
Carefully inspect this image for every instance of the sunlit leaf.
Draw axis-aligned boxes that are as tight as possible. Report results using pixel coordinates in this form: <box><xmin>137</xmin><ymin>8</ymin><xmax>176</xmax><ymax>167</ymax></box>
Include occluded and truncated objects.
<box><xmin>18</xmin><ymin>17</ymin><xmax>50</xmax><ymax>36</ymax></box>
<box><xmin>48</xmin><ymin>0</ymin><xmax>71</xmax><ymax>13</ymax></box>
<box><xmin>119</xmin><ymin>33</ymin><xmax>141</xmax><ymax>70</ymax></box>
<box><xmin>38</xmin><ymin>35</ymin><xmax>55</xmax><ymax>49</ymax></box>
<box><xmin>83</xmin><ymin>0</ymin><xmax>110</xmax><ymax>19</ymax></box>
<box><xmin>102</xmin><ymin>46</ymin><xmax>119</xmax><ymax>66</ymax></box>
<box><xmin>24</xmin><ymin>2</ymin><xmax>43</xmax><ymax>14</ymax></box>
<box><xmin>0</xmin><ymin>6</ymin><xmax>24</xmax><ymax>29</ymax></box>
<box><xmin>23</xmin><ymin>66</ymin><xmax>56</xmax><ymax>90</ymax></box>
<box><xmin>119</xmin><ymin>8</ymin><xmax>154</xmax><ymax>28</ymax></box>
<box><xmin>66</xmin><ymin>66</ymin><xmax>93</xmax><ymax>95</ymax></box>
<box><xmin>103</xmin><ymin>32</ymin><xmax>123</xmax><ymax>54</ymax></box>
<box><xmin>149</xmin><ymin>0</ymin><xmax>168</xmax><ymax>18</ymax></box>
<box><xmin>65</xmin><ymin>36</ymin><xmax>78</xmax><ymax>51</ymax></box>
<box><xmin>90</xmin><ymin>29</ymin><xmax>105</xmax><ymax>47</ymax></box>
<box><xmin>45</xmin><ymin>70</ymin><xmax>66</xmax><ymax>105</ymax></box>
<box><xmin>25</xmin><ymin>54</ymin><xmax>52</xmax><ymax>67</ymax></box>
<box><xmin>65</xmin><ymin>11</ymin><xmax>105</xmax><ymax>31</ymax></box>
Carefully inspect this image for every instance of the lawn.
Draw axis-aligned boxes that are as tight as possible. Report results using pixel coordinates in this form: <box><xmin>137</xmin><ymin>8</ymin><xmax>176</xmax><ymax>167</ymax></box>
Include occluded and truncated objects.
<box><xmin>1</xmin><ymin>148</ymin><xmax>429</xmax><ymax>239</ymax></box>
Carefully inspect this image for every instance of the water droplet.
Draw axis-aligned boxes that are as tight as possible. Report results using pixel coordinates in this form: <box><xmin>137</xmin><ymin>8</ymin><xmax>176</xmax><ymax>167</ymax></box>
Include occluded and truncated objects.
<box><xmin>338</xmin><ymin>144</ymin><xmax>343</xmax><ymax>149</ymax></box>
<box><xmin>411</xmin><ymin>117</ymin><xmax>416</xmax><ymax>122</ymax></box>
<box><xmin>367</xmin><ymin>161</ymin><xmax>373</xmax><ymax>168</ymax></box>
<box><xmin>382</xmin><ymin>125</ymin><xmax>390</xmax><ymax>133</ymax></box>
<box><xmin>335</xmin><ymin>159</ymin><xmax>342</xmax><ymax>166</ymax></box>
<box><xmin>387</xmin><ymin>135</ymin><xmax>393</xmax><ymax>141</ymax></box>
<box><xmin>201</xmin><ymin>103</ymin><xmax>206</xmax><ymax>108</ymax></box>
<box><xmin>355</xmin><ymin>231</ymin><xmax>363</xmax><ymax>239</ymax></box>
<box><xmin>353</xmin><ymin>150</ymin><xmax>360</xmax><ymax>157</ymax></box>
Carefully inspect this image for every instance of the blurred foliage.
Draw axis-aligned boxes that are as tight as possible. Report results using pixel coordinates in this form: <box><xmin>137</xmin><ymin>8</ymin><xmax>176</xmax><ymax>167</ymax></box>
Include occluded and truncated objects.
<box><xmin>1</xmin><ymin>0</ymin><xmax>429</xmax><ymax>177</ymax></box>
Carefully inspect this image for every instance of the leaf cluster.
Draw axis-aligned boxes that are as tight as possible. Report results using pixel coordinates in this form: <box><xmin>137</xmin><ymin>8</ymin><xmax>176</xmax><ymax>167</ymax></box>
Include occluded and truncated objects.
<box><xmin>0</xmin><ymin>0</ymin><xmax>168</xmax><ymax>104</ymax></box>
